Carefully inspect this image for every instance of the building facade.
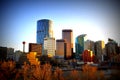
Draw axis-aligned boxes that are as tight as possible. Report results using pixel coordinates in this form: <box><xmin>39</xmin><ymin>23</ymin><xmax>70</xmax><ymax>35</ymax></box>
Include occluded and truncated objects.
<box><xmin>29</xmin><ymin>43</ymin><xmax>42</xmax><ymax>57</ymax></box>
<box><xmin>56</xmin><ymin>39</ymin><xmax>66</xmax><ymax>58</ymax></box>
<box><xmin>62</xmin><ymin>29</ymin><xmax>73</xmax><ymax>59</ymax></box>
<box><xmin>44</xmin><ymin>37</ymin><xmax>55</xmax><ymax>57</ymax></box>
<box><xmin>105</xmin><ymin>39</ymin><xmax>119</xmax><ymax>60</ymax></box>
<box><xmin>37</xmin><ymin>19</ymin><xmax>53</xmax><ymax>54</ymax></box>
<box><xmin>75</xmin><ymin>34</ymin><xmax>87</xmax><ymax>59</ymax></box>
<box><xmin>85</xmin><ymin>40</ymin><xmax>95</xmax><ymax>54</ymax></box>
<box><xmin>95</xmin><ymin>40</ymin><xmax>105</xmax><ymax>62</ymax></box>
<box><xmin>7</xmin><ymin>48</ymin><xmax>14</xmax><ymax>60</ymax></box>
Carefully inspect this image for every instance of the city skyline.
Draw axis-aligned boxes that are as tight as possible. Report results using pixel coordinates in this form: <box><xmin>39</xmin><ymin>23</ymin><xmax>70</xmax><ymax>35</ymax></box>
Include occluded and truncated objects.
<box><xmin>0</xmin><ymin>0</ymin><xmax>120</xmax><ymax>52</ymax></box>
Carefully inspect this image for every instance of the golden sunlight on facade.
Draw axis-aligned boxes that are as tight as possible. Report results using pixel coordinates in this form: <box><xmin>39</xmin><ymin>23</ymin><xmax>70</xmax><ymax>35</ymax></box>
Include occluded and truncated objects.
<box><xmin>62</xmin><ymin>29</ymin><xmax>73</xmax><ymax>59</ymax></box>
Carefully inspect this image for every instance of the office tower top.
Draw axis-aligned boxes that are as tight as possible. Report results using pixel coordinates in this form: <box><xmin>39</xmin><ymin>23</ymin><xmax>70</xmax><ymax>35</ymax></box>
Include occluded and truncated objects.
<box><xmin>37</xmin><ymin>19</ymin><xmax>53</xmax><ymax>44</ymax></box>
<box><xmin>62</xmin><ymin>29</ymin><xmax>73</xmax><ymax>59</ymax></box>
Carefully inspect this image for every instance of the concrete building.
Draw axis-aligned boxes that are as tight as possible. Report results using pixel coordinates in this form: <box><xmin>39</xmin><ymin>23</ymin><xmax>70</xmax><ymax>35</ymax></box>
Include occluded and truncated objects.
<box><xmin>56</xmin><ymin>39</ymin><xmax>66</xmax><ymax>58</ymax></box>
<box><xmin>62</xmin><ymin>29</ymin><xmax>73</xmax><ymax>59</ymax></box>
<box><xmin>85</xmin><ymin>40</ymin><xmax>95</xmax><ymax>54</ymax></box>
<box><xmin>44</xmin><ymin>37</ymin><xmax>55</xmax><ymax>57</ymax></box>
<box><xmin>29</xmin><ymin>43</ymin><xmax>42</xmax><ymax>57</ymax></box>
<box><xmin>95</xmin><ymin>40</ymin><xmax>105</xmax><ymax>62</ymax></box>
<box><xmin>105</xmin><ymin>39</ymin><xmax>119</xmax><ymax>60</ymax></box>
<box><xmin>37</xmin><ymin>19</ymin><xmax>53</xmax><ymax>54</ymax></box>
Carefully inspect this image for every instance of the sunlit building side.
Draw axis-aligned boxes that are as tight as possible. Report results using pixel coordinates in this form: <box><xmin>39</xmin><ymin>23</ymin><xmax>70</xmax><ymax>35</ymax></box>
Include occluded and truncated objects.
<box><xmin>56</xmin><ymin>39</ymin><xmax>66</xmax><ymax>58</ymax></box>
<box><xmin>95</xmin><ymin>40</ymin><xmax>105</xmax><ymax>62</ymax></box>
<box><xmin>85</xmin><ymin>40</ymin><xmax>95</xmax><ymax>54</ymax></box>
<box><xmin>37</xmin><ymin>19</ymin><xmax>53</xmax><ymax>54</ymax></box>
<box><xmin>62</xmin><ymin>29</ymin><xmax>73</xmax><ymax>59</ymax></box>
<box><xmin>44</xmin><ymin>37</ymin><xmax>55</xmax><ymax>57</ymax></box>
<box><xmin>75</xmin><ymin>34</ymin><xmax>87</xmax><ymax>59</ymax></box>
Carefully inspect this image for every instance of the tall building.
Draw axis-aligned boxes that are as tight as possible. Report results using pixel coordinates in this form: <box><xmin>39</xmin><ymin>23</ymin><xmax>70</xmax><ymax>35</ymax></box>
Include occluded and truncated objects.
<box><xmin>56</xmin><ymin>39</ymin><xmax>66</xmax><ymax>58</ymax></box>
<box><xmin>62</xmin><ymin>29</ymin><xmax>73</xmax><ymax>59</ymax></box>
<box><xmin>105</xmin><ymin>39</ymin><xmax>119</xmax><ymax>60</ymax></box>
<box><xmin>37</xmin><ymin>19</ymin><xmax>53</xmax><ymax>54</ymax></box>
<box><xmin>95</xmin><ymin>40</ymin><xmax>105</xmax><ymax>62</ymax></box>
<box><xmin>85</xmin><ymin>40</ymin><xmax>95</xmax><ymax>54</ymax></box>
<box><xmin>44</xmin><ymin>37</ymin><xmax>55</xmax><ymax>57</ymax></box>
<box><xmin>75</xmin><ymin>34</ymin><xmax>87</xmax><ymax>59</ymax></box>
<box><xmin>29</xmin><ymin>43</ymin><xmax>42</xmax><ymax>57</ymax></box>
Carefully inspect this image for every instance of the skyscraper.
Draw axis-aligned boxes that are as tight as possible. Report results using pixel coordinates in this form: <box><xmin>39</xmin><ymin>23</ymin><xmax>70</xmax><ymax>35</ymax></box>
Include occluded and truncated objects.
<box><xmin>62</xmin><ymin>29</ymin><xmax>73</xmax><ymax>59</ymax></box>
<box><xmin>37</xmin><ymin>19</ymin><xmax>53</xmax><ymax>54</ymax></box>
<box><xmin>75</xmin><ymin>34</ymin><xmax>87</xmax><ymax>59</ymax></box>
<box><xmin>56</xmin><ymin>39</ymin><xmax>66</xmax><ymax>58</ymax></box>
<box><xmin>95</xmin><ymin>40</ymin><xmax>105</xmax><ymax>62</ymax></box>
<box><xmin>44</xmin><ymin>37</ymin><xmax>55</xmax><ymax>57</ymax></box>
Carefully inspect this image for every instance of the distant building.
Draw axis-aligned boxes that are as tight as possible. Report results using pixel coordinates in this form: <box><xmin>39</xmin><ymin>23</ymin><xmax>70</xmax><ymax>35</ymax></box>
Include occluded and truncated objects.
<box><xmin>44</xmin><ymin>37</ymin><xmax>55</xmax><ymax>57</ymax></box>
<box><xmin>29</xmin><ymin>43</ymin><xmax>42</xmax><ymax>57</ymax></box>
<box><xmin>56</xmin><ymin>39</ymin><xmax>66</xmax><ymax>58</ymax></box>
<box><xmin>82</xmin><ymin>50</ymin><xmax>94</xmax><ymax>63</ymax></box>
<box><xmin>7</xmin><ymin>48</ymin><xmax>14</xmax><ymax>60</ymax></box>
<box><xmin>37</xmin><ymin>19</ymin><xmax>54</xmax><ymax>54</ymax></box>
<box><xmin>85</xmin><ymin>40</ymin><xmax>95</xmax><ymax>53</ymax></box>
<box><xmin>62</xmin><ymin>29</ymin><xmax>73</xmax><ymax>59</ymax></box>
<box><xmin>95</xmin><ymin>40</ymin><xmax>105</xmax><ymax>62</ymax></box>
<box><xmin>105</xmin><ymin>39</ymin><xmax>119</xmax><ymax>60</ymax></box>
<box><xmin>0</xmin><ymin>47</ymin><xmax>7</xmax><ymax>61</ymax></box>
<box><xmin>75</xmin><ymin>34</ymin><xmax>87</xmax><ymax>59</ymax></box>
<box><xmin>14</xmin><ymin>50</ymin><xmax>23</xmax><ymax>62</ymax></box>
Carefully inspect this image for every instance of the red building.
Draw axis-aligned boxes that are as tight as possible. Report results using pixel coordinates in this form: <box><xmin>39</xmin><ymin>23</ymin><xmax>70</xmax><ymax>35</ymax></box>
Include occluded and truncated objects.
<box><xmin>82</xmin><ymin>50</ymin><xmax>94</xmax><ymax>63</ymax></box>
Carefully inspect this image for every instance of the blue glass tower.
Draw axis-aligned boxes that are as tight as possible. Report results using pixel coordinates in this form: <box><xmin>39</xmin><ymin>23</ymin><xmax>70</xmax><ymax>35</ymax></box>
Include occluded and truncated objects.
<box><xmin>37</xmin><ymin>19</ymin><xmax>53</xmax><ymax>54</ymax></box>
<box><xmin>75</xmin><ymin>34</ymin><xmax>87</xmax><ymax>59</ymax></box>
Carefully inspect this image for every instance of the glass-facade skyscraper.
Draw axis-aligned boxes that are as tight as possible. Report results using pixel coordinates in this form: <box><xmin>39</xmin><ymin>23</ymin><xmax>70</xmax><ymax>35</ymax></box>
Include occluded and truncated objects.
<box><xmin>37</xmin><ymin>19</ymin><xmax>53</xmax><ymax>54</ymax></box>
<box><xmin>75</xmin><ymin>34</ymin><xmax>87</xmax><ymax>59</ymax></box>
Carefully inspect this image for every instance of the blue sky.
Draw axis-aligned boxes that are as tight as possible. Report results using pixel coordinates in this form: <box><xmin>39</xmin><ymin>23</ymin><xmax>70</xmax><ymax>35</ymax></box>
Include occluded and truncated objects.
<box><xmin>0</xmin><ymin>0</ymin><xmax>120</xmax><ymax>52</ymax></box>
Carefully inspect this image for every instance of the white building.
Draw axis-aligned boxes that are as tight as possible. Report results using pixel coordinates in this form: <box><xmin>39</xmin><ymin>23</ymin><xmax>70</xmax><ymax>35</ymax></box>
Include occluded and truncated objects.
<box><xmin>44</xmin><ymin>37</ymin><xmax>55</xmax><ymax>57</ymax></box>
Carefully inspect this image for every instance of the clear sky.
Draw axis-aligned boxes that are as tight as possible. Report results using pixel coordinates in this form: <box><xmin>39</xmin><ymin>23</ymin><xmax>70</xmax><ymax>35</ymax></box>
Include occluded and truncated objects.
<box><xmin>0</xmin><ymin>0</ymin><xmax>120</xmax><ymax>52</ymax></box>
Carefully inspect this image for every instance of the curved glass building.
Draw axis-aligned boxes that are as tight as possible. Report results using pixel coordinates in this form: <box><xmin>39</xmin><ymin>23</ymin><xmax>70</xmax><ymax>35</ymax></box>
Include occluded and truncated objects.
<box><xmin>37</xmin><ymin>19</ymin><xmax>53</xmax><ymax>43</ymax></box>
<box><xmin>37</xmin><ymin>19</ymin><xmax>53</xmax><ymax>54</ymax></box>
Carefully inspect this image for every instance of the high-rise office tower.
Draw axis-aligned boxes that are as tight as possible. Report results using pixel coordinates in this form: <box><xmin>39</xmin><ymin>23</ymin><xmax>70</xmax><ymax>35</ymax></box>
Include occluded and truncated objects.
<box><xmin>44</xmin><ymin>37</ymin><xmax>55</xmax><ymax>57</ymax></box>
<box><xmin>37</xmin><ymin>19</ymin><xmax>53</xmax><ymax>54</ymax></box>
<box><xmin>56</xmin><ymin>39</ymin><xmax>66</xmax><ymax>58</ymax></box>
<box><xmin>62</xmin><ymin>29</ymin><xmax>73</xmax><ymax>59</ymax></box>
<box><xmin>75</xmin><ymin>34</ymin><xmax>87</xmax><ymax>59</ymax></box>
<box><xmin>84</xmin><ymin>40</ymin><xmax>95</xmax><ymax>54</ymax></box>
<box><xmin>105</xmin><ymin>38</ymin><xmax>118</xmax><ymax>60</ymax></box>
<box><xmin>95</xmin><ymin>40</ymin><xmax>105</xmax><ymax>62</ymax></box>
